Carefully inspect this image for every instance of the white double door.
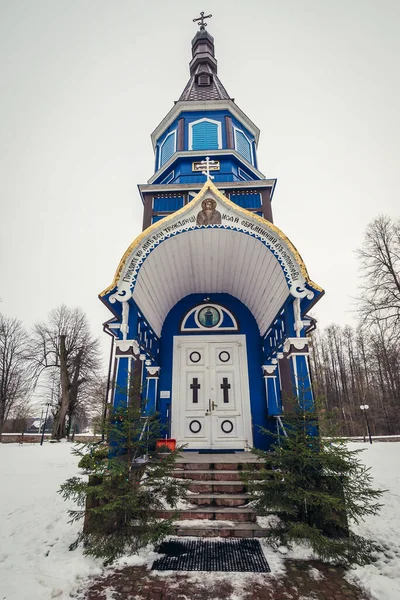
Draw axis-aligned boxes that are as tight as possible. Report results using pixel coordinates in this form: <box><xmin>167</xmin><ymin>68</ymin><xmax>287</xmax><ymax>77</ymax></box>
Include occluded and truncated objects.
<box><xmin>171</xmin><ymin>335</ymin><xmax>253</xmax><ymax>450</ymax></box>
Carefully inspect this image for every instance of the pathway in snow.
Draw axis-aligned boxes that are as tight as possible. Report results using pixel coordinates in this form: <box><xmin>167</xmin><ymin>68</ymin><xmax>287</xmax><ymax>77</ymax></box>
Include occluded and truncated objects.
<box><xmin>1</xmin><ymin>441</ymin><xmax>400</xmax><ymax>599</ymax></box>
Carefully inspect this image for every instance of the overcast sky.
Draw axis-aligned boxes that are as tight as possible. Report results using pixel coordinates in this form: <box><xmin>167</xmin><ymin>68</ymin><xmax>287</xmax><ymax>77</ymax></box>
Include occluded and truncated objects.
<box><xmin>1</xmin><ymin>0</ymin><xmax>399</xmax><ymax>368</ymax></box>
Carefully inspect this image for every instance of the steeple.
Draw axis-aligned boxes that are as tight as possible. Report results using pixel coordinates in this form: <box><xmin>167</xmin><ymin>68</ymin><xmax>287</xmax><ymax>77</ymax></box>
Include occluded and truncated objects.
<box><xmin>148</xmin><ymin>15</ymin><xmax>263</xmax><ymax>187</ymax></box>
<box><xmin>179</xmin><ymin>29</ymin><xmax>231</xmax><ymax>102</ymax></box>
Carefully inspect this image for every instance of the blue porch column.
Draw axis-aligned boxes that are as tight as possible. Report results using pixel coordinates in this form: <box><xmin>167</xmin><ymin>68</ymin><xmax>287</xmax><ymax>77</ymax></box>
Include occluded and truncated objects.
<box><xmin>283</xmin><ymin>338</ymin><xmax>314</xmax><ymax>411</ymax></box>
<box><xmin>262</xmin><ymin>363</ymin><xmax>281</xmax><ymax>415</ymax></box>
<box><xmin>113</xmin><ymin>340</ymin><xmax>143</xmax><ymax>408</ymax></box>
<box><xmin>143</xmin><ymin>366</ymin><xmax>160</xmax><ymax>415</ymax></box>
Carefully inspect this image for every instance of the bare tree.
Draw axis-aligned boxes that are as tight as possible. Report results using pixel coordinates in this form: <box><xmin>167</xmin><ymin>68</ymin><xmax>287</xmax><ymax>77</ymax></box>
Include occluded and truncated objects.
<box><xmin>310</xmin><ymin>321</ymin><xmax>400</xmax><ymax>436</ymax></box>
<box><xmin>356</xmin><ymin>215</ymin><xmax>400</xmax><ymax>330</ymax></box>
<box><xmin>0</xmin><ymin>313</ymin><xmax>31</xmax><ymax>440</ymax></box>
<box><xmin>29</xmin><ymin>305</ymin><xmax>102</xmax><ymax>440</ymax></box>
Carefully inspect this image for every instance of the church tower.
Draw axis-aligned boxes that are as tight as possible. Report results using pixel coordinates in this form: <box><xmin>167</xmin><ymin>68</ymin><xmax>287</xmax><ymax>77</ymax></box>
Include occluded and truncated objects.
<box><xmin>100</xmin><ymin>17</ymin><xmax>324</xmax><ymax>451</ymax></box>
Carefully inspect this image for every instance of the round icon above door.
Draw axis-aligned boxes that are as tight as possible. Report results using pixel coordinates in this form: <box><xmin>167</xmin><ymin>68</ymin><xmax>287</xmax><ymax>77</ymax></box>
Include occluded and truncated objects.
<box><xmin>198</xmin><ymin>306</ymin><xmax>221</xmax><ymax>328</ymax></box>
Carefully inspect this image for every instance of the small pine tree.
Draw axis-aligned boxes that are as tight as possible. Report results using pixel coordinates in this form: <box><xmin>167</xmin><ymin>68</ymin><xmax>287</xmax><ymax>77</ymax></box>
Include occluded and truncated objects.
<box><xmin>244</xmin><ymin>410</ymin><xmax>385</xmax><ymax>566</ymax></box>
<box><xmin>59</xmin><ymin>401</ymin><xmax>187</xmax><ymax>565</ymax></box>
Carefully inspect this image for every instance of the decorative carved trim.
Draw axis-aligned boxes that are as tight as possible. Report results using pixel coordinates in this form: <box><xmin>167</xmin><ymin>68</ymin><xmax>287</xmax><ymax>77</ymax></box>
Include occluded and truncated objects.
<box><xmin>115</xmin><ymin>339</ymin><xmax>141</xmax><ymax>356</ymax></box>
<box><xmin>262</xmin><ymin>364</ymin><xmax>277</xmax><ymax>376</ymax></box>
<box><xmin>293</xmin><ymin>297</ymin><xmax>303</xmax><ymax>337</ymax></box>
<box><xmin>283</xmin><ymin>337</ymin><xmax>309</xmax><ymax>357</ymax></box>
<box><xmin>147</xmin><ymin>366</ymin><xmax>160</xmax><ymax>377</ymax></box>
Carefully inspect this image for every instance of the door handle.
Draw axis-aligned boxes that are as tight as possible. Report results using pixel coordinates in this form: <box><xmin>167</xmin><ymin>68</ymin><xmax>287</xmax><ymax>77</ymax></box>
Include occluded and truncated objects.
<box><xmin>209</xmin><ymin>399</ymin><xmax>211</xmax><ymax>413</ymax></box>
<box><xmin>212</xmin><ymin>401</ymin><xmax>218</xmax><ymax>410</ymax></box>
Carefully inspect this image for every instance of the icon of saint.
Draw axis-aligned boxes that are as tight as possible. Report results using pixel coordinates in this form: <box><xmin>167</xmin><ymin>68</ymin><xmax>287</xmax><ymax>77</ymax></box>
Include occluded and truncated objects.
<box><xmin>196</xmin><ymin>198</ymin><xmax>222</xmax><ymax>226</ymax></box>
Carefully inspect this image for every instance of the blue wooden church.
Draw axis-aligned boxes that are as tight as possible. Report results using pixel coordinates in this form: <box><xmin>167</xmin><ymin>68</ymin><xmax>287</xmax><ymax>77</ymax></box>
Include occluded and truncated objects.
<box><xmin>100</xmin><ymin>19</ymin><xmax>324</xmax><ymax>451</ymax></box>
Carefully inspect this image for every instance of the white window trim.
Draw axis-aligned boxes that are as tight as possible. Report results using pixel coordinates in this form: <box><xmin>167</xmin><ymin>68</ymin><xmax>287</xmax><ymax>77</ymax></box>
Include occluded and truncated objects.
<box><xmin>159</xmin><ymin>170</ymin><xmax>175</xmax><ymax>184</ymax></box>
<box><xmin>158</xmin><ymin>130</ymin><xmax>177</xmax><ymax>169</ymax></box>
<box><xmin>238</xmin><ymin>167</ymin><xmax>253</xmax><ymax>181</ymax></box>
<box><xmin>188</xmin><ymin>117</ymin><xmax>222</xmax><ymax>151</ymax></box>
<box><xmin>181</xmin><ymin>304</ymin><xmax>238</xmax><ymax>332</ymax></box>
<box><xmin>233</xmin><ymin>126</ymin><xmax>254</xmax><ymax>165</ymax></box>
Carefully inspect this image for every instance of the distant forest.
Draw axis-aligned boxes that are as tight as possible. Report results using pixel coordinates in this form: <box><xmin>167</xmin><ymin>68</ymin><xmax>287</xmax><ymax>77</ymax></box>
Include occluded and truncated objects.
<box><xmin>310</xmin><ymin>215</ymin><xmax>400</xmax><ymax>436</ymax></box>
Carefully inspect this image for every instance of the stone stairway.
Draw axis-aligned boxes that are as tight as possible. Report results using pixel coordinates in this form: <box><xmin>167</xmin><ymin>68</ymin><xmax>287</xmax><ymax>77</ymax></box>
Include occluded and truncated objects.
<box><xmin>158</xmin><ymin>453</ymin><xmax>268</xmax><ymax>538</ymax></box>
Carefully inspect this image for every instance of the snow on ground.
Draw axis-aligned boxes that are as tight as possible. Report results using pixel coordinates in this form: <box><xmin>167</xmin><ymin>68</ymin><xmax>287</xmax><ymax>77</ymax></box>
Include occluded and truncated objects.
<box><xmin>0</xmin><ymin>442</ymin><xmax>102</xmax><ymax>600</ymax></box>
<box><xmin>345</xmin><ymin>442</ymin><xmax>400</xmax><ymax>600</ymax></box>
<box><xmin>1</xmin><ymin>441</ymin><xmax>400</xmax><ymax>600</ymax></box>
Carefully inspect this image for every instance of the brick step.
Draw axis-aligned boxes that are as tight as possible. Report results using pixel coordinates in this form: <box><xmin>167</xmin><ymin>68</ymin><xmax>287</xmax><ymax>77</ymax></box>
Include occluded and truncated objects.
<box><xmin>188</xmin><ymin>481</ymin><xmax>247</xmax><ymax>493</ymax></box>
<box><xmin>157</xmin><ymin>507</ymin><xmax>257</xmax><ymax>522</ymax></box>
<box><xmin>175</xmin><ymin>462</ymin><xmax>262</xmax><ymax>471</ymax></box>
<box><xmin>172</xmin><ymin>470</ymin><xmax>249</xmax><ymax>481</ymax></box>
<box><xmin>173</xmin><ymin>521</ymin><xmax>268</xmax><ymax>538</ymax></box>
<box><xmin>188</xmin><ymin>493</ymin><xmax>252</xmax><ymax>507</ymax></box>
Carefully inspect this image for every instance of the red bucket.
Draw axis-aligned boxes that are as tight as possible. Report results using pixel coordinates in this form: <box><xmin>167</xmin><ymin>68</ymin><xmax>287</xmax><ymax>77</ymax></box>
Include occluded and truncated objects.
<box><xmin>156</xmin><ymin>439</ymin><xmax>176</xmax><ymax>452</ymax></box>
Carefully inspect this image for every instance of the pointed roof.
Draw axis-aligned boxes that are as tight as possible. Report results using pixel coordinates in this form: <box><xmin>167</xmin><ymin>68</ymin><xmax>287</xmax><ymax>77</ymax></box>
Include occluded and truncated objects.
<box><xmin>178</xmin><ymin>30</ymin><xmax>231</xmax><ymax>102</ymax></box>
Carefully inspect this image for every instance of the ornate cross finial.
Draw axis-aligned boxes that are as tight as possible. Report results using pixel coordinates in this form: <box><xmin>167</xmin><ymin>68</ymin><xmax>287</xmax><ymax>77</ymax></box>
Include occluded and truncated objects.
<box><xmin>193</xmin><ymin>11</ymin><xmax>212</xmax><ymax>31</ymax></box>
<box><xmin>201</xmin><ymin>157</ymin><xmax>218</xmax><ymax>180</ymax></box>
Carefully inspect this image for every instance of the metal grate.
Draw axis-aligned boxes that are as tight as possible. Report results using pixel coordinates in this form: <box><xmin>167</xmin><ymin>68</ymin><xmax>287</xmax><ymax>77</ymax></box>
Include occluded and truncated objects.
<box><xmin>152</xmin><ymin>538</ymin><xmax>271</xmax><ymax>572</ymax></box>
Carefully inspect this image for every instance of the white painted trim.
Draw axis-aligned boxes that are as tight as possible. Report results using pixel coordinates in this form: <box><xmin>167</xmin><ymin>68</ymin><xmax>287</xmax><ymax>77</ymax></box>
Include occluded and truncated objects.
<box><xmin>121</xmin><ymin>302</ymin><xmax>130</xmax><ymax>340</ymax></box>
<box><xmin>292</xmin><ymin>355</ymin><xmax>299</xmax><ymax>397</ymax></box>
<box><xmin>171</xmin><ymin>334</ymin><xmax>253</xmax><ymax>449</ymax></box>
<box><xmin>181</xmin><ymin>303</ymin><xmax>238</xmax><ymax>332</ymax></box>
<box><xmin>139</xmin><ymin>178</ymin><xmax>276</xmax><ymax>194</ymax></box>
<box><xmin>148</xmin><ymin>149</ymin><xmax>265</xmax><ymax>184</ymax></box>
<box><xmin>188</xmin><ymin>117</ymin><xmax>222</xmax><ymax>150</ymax></box>
<box><xmin>151</xmin><ymin>100</ymin><xmax>260</xmax><ymax>150</ymax></box>
<box><xmin>238</xmin><ymin>167</ymin><xmax>252</xmax><ymax>181</ymax></box>
<box><xmin>147</xmin><ymin>366</ymin><xmax>160</xmax><ymax>376</ymax></box>
<box><xmin>283</xmin><ymin>337</ymin><xmax>309</xmax><ymax>353</ymax></box>
<box><xmin>159</xmin><ymin>170</ymin><xmax>175</xmax><ymax>185</ymax></box>
<box><xmin>233</xmin><ymin>126</ymin><xmax>254</xmax><ymax>165</ymax></box>
<box><xmin>158</xmin><ymin>130</ymin><xmax>177</xmax><ymax>170</ymax></box>
<box><xmin>127</xmin><ymin>357</ymin><xmax>132</xmax><ymax>406</ymax></box>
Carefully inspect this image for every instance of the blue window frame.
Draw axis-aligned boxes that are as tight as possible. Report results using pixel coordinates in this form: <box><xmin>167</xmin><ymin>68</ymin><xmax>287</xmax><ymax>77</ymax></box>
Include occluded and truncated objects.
<box><xmin>234</xmin><ymin>128</ymin><xmax>253</xmax><ymax>164</ymax></box>
<box><xmin>189</xmin><ymin>118</ymin><xmax>221</xmax><ymax>151</ymax></box>
<box><xmin>159</xmin><ymin>131</ymin><xmax>176</xmax><ymax>168</ymax></box>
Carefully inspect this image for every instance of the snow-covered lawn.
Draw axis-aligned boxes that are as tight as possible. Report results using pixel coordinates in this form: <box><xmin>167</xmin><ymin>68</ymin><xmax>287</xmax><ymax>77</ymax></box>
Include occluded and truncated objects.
<box><xmin>0</xmin><ymin>441</ymin><xmax>400</xmax><ymax>600</ymax></box>
<box><xmin>346</xmin><ymin>442</ymin><xmax>400</xmax><ymax>600</ymax></box>
<box><xmin>0</xmin><ymin>442</ymin><xmax>102</xmax><ymax>600</ymax></box>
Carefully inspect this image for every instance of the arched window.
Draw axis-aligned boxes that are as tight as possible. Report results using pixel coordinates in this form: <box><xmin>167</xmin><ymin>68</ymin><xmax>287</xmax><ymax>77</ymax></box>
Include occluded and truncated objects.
<box><xmin>158</xmin><ymin>131</ymin><xmax>176</xmax><ymax>168</ymax></box>
<box><xmin>234</xmin><ymin>128</ymin><xmax>253</xmax><ymax>164</ymax></box>
<box><xmin>189</xmin><ymin>118</ymin><xmax>222</xmax><ymax>151</ymax></box>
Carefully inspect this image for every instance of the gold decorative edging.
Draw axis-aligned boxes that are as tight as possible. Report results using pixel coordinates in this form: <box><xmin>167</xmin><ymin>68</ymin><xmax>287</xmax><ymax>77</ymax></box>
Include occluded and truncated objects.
<box><xmin>100</xmin><ymin>180</ymin><xmax>323</xmax><ymax>297</ymax></box>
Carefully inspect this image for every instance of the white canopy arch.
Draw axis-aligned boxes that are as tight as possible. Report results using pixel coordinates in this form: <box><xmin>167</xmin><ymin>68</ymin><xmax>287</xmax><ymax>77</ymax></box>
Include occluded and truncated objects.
<box><xmin>101</xmin><ymin>181</ymin><xmax>322</xmax><ymax>337</ymax></box>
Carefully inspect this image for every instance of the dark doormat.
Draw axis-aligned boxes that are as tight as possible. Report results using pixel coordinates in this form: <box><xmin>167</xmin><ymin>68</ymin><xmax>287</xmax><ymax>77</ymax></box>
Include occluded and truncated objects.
<box><xmin>198</xmin><ymin>450</ymin><xmax>236</xmax><ymax>454</ymax></box>
<box><xmin>152</xmin><ymin>538</ymin><xmax>271</xmax><ymax>572</ymax></box>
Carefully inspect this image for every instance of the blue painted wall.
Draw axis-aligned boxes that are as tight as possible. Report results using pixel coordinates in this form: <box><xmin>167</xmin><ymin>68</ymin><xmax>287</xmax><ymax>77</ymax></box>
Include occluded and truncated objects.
<box><xmin>154</xmin><ymin>109</ymin><xmax>258</xmax><ymax>176</ymax></box>
<box><xmin>152</xmin><ymin>155</ymin><xmax>261</xmax><ymax>186</ymax></box>
<box><xmin>157</xmin><ymin>292</ymin><xmax>273</xmax><ymax>450</ymax></box>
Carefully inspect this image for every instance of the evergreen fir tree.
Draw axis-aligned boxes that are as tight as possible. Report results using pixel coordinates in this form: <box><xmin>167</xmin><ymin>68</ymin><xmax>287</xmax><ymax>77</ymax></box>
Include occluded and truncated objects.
<box><xmin>244</xmin><ymin>409</ymin><xmax>385</xmax><ymax>566</ymax></box>
<box><xmin>59</xmin><ymin>400</ymin><xmax>187</xmax><ymax>565</ymax></box>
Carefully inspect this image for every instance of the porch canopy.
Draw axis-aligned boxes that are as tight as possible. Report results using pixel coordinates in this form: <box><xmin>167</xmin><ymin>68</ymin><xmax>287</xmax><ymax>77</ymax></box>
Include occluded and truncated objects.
<box><xmin>101</xmin><ymin>181</ymin><xmax>322</xmax><ymax>338</ymax></box>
